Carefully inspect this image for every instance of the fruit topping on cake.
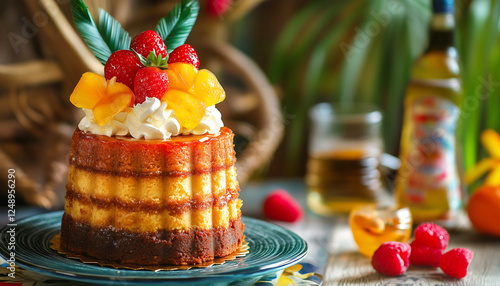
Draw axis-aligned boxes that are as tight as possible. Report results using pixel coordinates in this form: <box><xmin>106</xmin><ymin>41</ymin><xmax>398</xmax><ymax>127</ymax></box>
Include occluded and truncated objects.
<box><xmin>168</xmin><ymin>44</ymin><xmax>200</xmax><ymax>68</ymax></box>
<box><xmin>104</xmin><ymin>50</ymin><xmax>143</xmax><ymax>90</ymax></box>
<box><xmin>165</xmin><ymin>63</ymin><xmax>197</xmax><ymax>91</ymax></box>
<box><xmin>134</xmin><ymin>66</ymin><xmax>169</xmax><ymax>104</ymax></box>
<box><xmin>130</xmin><ymin>30</ymin><xmax>168</xmax><ymax>59</ymax></box>
<box><xmin>70</xmin><ymin>72</ymin><xmax>134</xmax><ymax>126</ymax></box>
<box><xmin>162</xmin><ymin>89</ymin><xmax>206</xmax><ymax>130</ymax></box>
<box><xmin>192</xmin><ymin>69</ymin><xmax>226</xmax><ymax>106</ymax></box>
<box><xmin>70</xmin><ymin>0</ymin><xmax>225</xmax><ymax>138</ymax></box>
<box><xmin>162</xmin><ymin>63</ymin><xmax>225</xmax><ymax>129</ymax></box>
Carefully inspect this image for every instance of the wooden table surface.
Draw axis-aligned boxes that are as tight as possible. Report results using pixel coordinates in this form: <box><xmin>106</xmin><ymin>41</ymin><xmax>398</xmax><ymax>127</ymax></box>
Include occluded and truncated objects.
<box><xmin>240</xmin><ymin>179</ymin><xmax>500</xmax><ymax>286</ymax></box>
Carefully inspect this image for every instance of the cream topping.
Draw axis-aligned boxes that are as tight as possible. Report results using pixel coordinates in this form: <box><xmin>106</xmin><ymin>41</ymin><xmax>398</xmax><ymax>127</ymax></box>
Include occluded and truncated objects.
<box><xmin>78</xmin><ymin>109</ymin><xmax>129</xmax><ymax>137</ymax></box>
<box><xmin>126</xmin><ymin>97</ymin><xmax>180</xmax><ymax>140</ymax></box>
<box><xmin>182</xmin><ymin>105</ymin><xmax>224</xmax><ymax>136</ymax></box>
<box><xmin>77</xmin><ymin>97</ymin><xmax>224</xmax><ymax>139</ymax></box>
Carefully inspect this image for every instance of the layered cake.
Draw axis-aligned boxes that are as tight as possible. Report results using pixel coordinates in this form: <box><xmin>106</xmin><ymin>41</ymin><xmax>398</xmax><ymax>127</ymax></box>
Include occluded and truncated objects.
<box><xmin>61</xmin><ymin>1</ymin><xmax>244</xmax><ymax>266</ymax></box>
<box><xmin>62</xmin><ymin>127</ymin><xmax>243</xmax><ymax>265</ymax></box>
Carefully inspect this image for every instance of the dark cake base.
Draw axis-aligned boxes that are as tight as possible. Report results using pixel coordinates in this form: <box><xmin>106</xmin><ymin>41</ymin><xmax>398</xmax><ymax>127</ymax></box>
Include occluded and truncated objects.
<box><xmin>60</xmin><ymin>213</ymin><xmax>245</xmax><ymax>266</ymax></box>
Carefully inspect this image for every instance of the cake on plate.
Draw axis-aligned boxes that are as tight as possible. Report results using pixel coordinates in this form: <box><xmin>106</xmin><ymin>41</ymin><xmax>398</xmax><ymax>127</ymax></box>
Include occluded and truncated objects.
<box><xmin>60</xmin><ymin>0</ymin><xmax>244</xmax><ymax>266</ymax></box>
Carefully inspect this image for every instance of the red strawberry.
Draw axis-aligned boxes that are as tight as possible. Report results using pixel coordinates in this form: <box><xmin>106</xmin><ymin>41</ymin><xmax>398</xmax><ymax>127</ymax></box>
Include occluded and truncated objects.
<box><xmin>104</xmin><ymin>50</ymin><xmax>143</xmax><ymax>90</ymax></box>
<box><xmin>206</xmin><ymin>0</ymin><xmax>231</xmax><ymax>17</ymax></box>
<box><xmin>133</xmin><ymin>67</ymin><xmax>169</xmax><ymax>104</ymax></box>
<box><xmin>167</xmin><ymin>44</ymin><xmax>200</xmax><ymax>69</ymax></box>
<box><xmin>130</xmin><ymin>30</ymin><xmax>167</xmax><ymax>59</ymax></box>
<box><xmin>263</xmin><ymin>189</ymin><xmax>304</xmax><ymax>223</ymax></box>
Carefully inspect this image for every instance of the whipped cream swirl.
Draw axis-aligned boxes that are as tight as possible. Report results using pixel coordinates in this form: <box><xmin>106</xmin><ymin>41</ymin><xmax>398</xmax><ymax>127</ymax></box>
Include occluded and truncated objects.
<box><xmin>78</xmin><ymin>97</ymin><xmax>224</xmax><ymax>139</ymax></box>
<box><xmin>182</xmin><ymin>105</ymin><xmax>224</xmax><ymax>136</ymax></box>
<box><xmin>126</xmin><ymin>98</ymin><xmax>180</xmax><ymax>140</ymax></box>
<box><xmin>78</xmin><ymin>109</ymin><xmax>129</xmax><ymax>137</ymax></box>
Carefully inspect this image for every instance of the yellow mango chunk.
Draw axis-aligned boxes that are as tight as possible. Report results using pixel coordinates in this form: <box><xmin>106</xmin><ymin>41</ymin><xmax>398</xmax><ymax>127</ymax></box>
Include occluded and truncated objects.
<box><xmin>70</xmin><ymin>72</ymin><xmax>107</xmax><ymax>109</ymax></box>
<box><xmin>165</xmin><ymin>69</ymin><xmax>189</xmax><ymax>91</ymax></box>
<box><xmin>162</xmin><ymin>90</ymin><xmax>206</xmax><ymax>129</ymax></box>
<box><xmin>92</xmin><ymin>81</ymin><xmax>133</xmax><ymax>126</ymax></box>
<box><xmin>191</xmin><ymin>69</ymin><xmax>225</xmax><ymax>106</ymax></box>
<box><xmin>167</xmin><ymin>63</ymin><xmax>198</xmax><ymax>91</ymax></box>
<box><xmin>70</xmin><ymin>72</ymin><xmax>134</xmax><ymax>126</ymax></box>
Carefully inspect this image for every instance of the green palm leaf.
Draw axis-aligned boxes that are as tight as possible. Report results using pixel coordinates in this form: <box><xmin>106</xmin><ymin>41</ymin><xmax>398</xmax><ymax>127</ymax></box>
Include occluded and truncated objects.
<box><xmin>98</xmin><ymin>9</ymin><xmax>131</xmax><ymax>54</ymax></box>
<box><xmin>267</xmin><ymin>0</ymin><xmax>330</xmax><ymax>84</ymax></box>
<box><xmin>283</xmin><ymin>2</ymin><xmax>364</xmax><ymax>173</ymax></box>
<box><xmin>269</xmin><ymin>0</ymin><xmax>430</xmax><ymax>174</ymax></box>
<box><xmin>457</xmin><ymin>0</ymin><xmax>500</xmax><ymax>172</ymax></box>
<box><xmin>71</xmin><ymin>0</ymin><xmax>131</xmax><ymax>65</ymax></box>
<box><xmin>155</xmin><ymin>0</ymin><xmax>199</xmax><ymax>53</ymax></box>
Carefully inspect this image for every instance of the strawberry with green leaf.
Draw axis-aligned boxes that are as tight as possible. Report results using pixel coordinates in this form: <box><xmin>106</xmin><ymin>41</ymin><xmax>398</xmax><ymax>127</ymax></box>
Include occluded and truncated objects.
<box><xmin>70</xmin><ymin>0</ymin><xmax>229</xmax><ymax>127</ymax></box>
<box><xmin>104</xmin><ymin>31</ymin><xmax>169</xmax><ymax>93</ymax></box>
<box><xmin>72</xmin><ymin>0</ymin><xmax>199</xmax><ymax>64</ymax></box>
<box><xmin>72</xmin><ymin>0</ymin><xmax>199</xmax><ymax>106</ymax></box>
<box><xmin>104</xmin><ymin>50</ymin><xmax>143</xmax><ymax>90</ymax></box>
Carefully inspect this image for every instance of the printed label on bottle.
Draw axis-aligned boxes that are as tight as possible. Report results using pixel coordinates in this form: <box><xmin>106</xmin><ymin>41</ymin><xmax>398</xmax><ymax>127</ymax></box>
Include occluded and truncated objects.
<box><xmin>403</xmin><ymin>96</ymin><xmax>461</xmax><ymax>209</ymax></box>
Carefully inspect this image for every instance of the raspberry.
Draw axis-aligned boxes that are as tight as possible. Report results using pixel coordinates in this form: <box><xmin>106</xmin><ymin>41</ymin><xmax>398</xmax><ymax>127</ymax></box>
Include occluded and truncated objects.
<box><xmin>409</xmin><ymin>240</ymin><xmax>443</xmax><ymax>267</ymax></box>
<box><xmin>263</xmin><ymin>189</ymin><xmax>304</xmax><ymax>223</ymax></box>
<box><xmin>414</xmin><ymin>223</ymin><xmax>449</xmax><ymax>250</ymax></box>
<box><xmin>371</xmin><ymin>242</ymin><xmax>411</xmax><ymax>276</ymax></box>
<box><xmin>439</xmin><ymin>248</ymin><xmax>473</xmax><ymax>278</ymax></box>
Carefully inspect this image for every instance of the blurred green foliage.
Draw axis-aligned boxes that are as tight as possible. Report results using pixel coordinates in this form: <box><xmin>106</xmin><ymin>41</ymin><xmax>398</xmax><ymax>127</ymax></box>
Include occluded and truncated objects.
<box><xmin>268</xmin><ymin>0</ymin><xmax>500</xmax><ymax>183</ymax></box>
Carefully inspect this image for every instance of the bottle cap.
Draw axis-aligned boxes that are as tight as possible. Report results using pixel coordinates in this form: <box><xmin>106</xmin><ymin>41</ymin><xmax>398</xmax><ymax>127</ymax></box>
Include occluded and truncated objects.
<box><xmin>433</xmin><ymin>0</ymin><xmax>454</xmax><ymax>13</ymax></box>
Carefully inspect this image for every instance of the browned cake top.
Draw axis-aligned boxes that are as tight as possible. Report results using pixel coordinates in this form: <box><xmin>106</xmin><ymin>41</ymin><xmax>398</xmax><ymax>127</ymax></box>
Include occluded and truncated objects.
<box><xmin>69</xmin><ymin>127</ymin><xmax>236</xmax><ymax>176</ymax></box>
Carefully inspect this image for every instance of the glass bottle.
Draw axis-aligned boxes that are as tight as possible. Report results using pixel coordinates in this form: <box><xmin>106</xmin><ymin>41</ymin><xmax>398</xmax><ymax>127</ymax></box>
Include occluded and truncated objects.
<box><xmin>395</xmin><ymin>0</ymin><xmax>464</xmax><ymax>227</ymax></box>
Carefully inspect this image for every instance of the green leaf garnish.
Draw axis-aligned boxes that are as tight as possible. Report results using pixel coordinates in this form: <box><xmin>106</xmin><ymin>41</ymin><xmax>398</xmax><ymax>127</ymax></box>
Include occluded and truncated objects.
<box><xmin>98</xmin><ymin>9</ymin><xmax>131</xmax><ymax>56</ymax></box>
<box><xmin>134</xmin><ymin>50</ymin><xmax>169</xmax><ymax>69</ymax></box>
<box><xmin>71</xmin><ymin>0</ymin><xmax>131</xmax><ymax>65</ymax></box>
<box><xmin>155</xmin><ymin>0</ymin><xmax>199</xmax><ymax>53</ymax></box>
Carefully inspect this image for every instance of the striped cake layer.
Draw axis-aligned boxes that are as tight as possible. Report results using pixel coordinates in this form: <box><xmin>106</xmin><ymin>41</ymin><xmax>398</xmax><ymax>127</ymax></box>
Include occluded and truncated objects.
<box><xmin>61</xmin><ymin>128</ymin><xmax>244</xmax><ymax>265</ymax></box>
<box><xmin>67</xmin><ymin>165</ymin><xmax>238</xmax><ymax>205</ymax></box>
<box><xmin>65</xmin><ymin>195</ymin><xmax>242</xmax><ymax>232</ymax></box>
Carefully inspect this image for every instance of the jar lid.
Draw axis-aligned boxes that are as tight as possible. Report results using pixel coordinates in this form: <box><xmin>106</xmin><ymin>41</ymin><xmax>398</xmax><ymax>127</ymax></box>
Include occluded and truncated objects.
<box><xmin>310</xmin><ymin>103</ymin><xmax>382</xmax><ymax>139</ymax></box>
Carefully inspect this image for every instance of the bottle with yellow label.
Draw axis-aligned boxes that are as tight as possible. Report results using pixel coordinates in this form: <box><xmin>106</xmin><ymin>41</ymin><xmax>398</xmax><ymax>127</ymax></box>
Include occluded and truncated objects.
<box><xmin>395</xmin><ymin>0</ymin><xmax>464</xmax><ymax>228</ymax></box>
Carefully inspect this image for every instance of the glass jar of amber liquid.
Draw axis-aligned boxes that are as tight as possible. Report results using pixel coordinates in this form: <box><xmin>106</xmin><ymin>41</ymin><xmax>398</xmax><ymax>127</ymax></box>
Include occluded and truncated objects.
<box><xmin>306</xmin><ymin>103</ymin><xmax>386</xmax><ymax>215</ymax></box>
<box><xmin>349</xmin><ymin>205</ymin><xmax>412</xmax><ymax>257</ymax></box>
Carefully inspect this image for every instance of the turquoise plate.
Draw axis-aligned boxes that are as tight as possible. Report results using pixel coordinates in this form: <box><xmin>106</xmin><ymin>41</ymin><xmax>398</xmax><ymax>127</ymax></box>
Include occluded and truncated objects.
<box><xmin>0</xmin><ymin>211</ymin><xmax>307</xmax><ymax>285</ymax></box>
